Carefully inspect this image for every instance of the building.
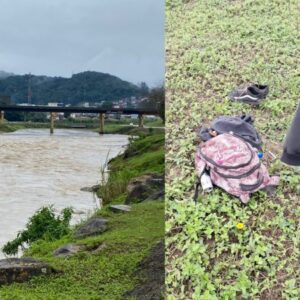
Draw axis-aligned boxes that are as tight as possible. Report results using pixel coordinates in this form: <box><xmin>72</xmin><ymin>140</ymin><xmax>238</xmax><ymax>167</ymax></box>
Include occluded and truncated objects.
<box><xmin>47</xmin><ymin>102</ymin><xmax>64</xmax><ymax>120</ymax></box>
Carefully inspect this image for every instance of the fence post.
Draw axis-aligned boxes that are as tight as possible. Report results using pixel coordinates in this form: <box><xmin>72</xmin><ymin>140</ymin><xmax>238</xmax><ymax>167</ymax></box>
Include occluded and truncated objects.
<box><xmin>0</xmin><ymin>111</ymin><xmax>4</xmax><ymax>124</ymax></box>
<box><xmin>99</xmin><ymin>113</ymin><xmax>105</xmax><ymax>134</ymax></box>
<box><xmin>50</xmin><ymin>112</ymin><xmax>54</xmax><ymax>134</ymax></box>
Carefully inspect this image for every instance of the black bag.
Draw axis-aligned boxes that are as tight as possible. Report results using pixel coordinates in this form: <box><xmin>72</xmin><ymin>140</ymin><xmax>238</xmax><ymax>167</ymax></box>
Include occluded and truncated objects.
<box><xmin>199</xmin><ymin>114</ymin><xmax>262</xmax><ymax>150</ymax></box>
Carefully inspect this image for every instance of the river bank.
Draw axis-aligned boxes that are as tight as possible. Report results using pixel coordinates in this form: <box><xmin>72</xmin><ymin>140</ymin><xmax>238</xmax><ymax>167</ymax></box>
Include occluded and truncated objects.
<box><xmin>0</xmin><ymin>131</ymin><xmax>165</xmax><ymax>299</ymax></box>
<box><xmin>0</xmin><ymin>129</ymin><xmax>129</xmax><ymax>258</ymax></box>
<box><xmin>0</xmin><ymin>119</ymin><xmax>164</xmax><ymax>135</ymax></box>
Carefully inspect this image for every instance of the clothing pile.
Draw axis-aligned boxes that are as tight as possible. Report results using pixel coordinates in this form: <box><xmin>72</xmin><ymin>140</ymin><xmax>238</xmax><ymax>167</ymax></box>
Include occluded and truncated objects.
<box><xmin>194</xmin><ymin>114</ymin><xmax>280</xmax><ymax>203</ymax></box>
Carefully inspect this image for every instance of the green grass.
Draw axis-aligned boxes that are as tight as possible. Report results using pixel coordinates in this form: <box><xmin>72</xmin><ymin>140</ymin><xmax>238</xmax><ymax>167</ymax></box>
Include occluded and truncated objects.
<box><xmin>0</xmin><ymin>123</ymin><xmax>22</xmax><ymax>132</ymax></box>
<box><xmin>101</xmin><ymin>124</ymin><xmax>164</xmax><ymax>135</ymax></box>
<box><xmin>166</xmin><ymin>0</ymin><xmax>300</xmax><ymax>299</ymax></box>
<box><xmin>98</xmin><ymin>133</ymin><xmax>164</xmax><ymax>204</ymax></box>
<box><xmin>0</xmin><ymin>201</ymin><xmax>164</xmax><ymax>300</ymax></box>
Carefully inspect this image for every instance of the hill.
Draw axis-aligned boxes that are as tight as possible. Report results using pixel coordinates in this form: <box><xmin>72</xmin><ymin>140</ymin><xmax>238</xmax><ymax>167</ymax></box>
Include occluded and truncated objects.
<box><xmin>0</xmin><ymin>70</ymin><xmax>14</xmax><ymax>79</ymax></box>
<box><xmin>0</xmin><ymin>71</ymin><xmax>142</xmax><ymax>105</ymax></box>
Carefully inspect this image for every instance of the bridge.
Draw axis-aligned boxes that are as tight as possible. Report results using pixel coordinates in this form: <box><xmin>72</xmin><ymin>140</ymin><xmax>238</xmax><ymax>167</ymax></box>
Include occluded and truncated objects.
<box><xmin>0</xmin><ymin>105</ymin><xmax>159</xmax><ymax>134</ymax></box>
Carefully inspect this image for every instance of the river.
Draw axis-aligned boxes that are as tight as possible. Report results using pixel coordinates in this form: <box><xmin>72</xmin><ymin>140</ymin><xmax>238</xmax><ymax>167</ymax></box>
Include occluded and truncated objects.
<box><xmin>0</xmin><ymin>129</ymin><xmax>128</xmax><ymax>258</ymax></box>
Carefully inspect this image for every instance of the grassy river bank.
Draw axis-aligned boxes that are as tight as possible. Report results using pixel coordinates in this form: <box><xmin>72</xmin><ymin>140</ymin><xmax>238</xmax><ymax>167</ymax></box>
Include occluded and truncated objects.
<box><xmin>0</xmin><ymin>128</ymin><xmax>164</xmax><ymax>299</ymax></box>
<box><xmin>0</xmin><ymin>118</ymin><xmax>164</xmax><ymax>134</ymax></box>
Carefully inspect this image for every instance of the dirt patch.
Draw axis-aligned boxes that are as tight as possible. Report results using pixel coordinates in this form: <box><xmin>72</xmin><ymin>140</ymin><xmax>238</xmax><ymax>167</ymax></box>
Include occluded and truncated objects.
<box><xmin>124</xmin><ymin>241</ymin><xmax>165</xmax><ymax>300</ymax></box>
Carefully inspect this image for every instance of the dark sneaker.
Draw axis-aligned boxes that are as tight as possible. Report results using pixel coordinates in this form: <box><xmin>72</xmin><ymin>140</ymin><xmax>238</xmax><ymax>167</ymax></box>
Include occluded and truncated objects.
<box><xmin>229</xmin><ymin>84</ymin><xmax>269</xmax><ymax>105</ymax></box>
<box><xmin>250</xmin><ymin>84</ymin><xmax>269</xmax><ymax>98</ymax></box>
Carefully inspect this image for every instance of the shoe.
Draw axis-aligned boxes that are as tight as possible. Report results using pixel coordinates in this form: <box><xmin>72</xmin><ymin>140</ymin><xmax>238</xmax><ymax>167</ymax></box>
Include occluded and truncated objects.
<box><xmin>250</xmin><ymin>84</ymin><xmax>269</xmax><ymax>98</ymax></box>
<box><xmin>229</xmin><ymin>84</ymin><xmax>269</xmax><ymax>105</ymax></box>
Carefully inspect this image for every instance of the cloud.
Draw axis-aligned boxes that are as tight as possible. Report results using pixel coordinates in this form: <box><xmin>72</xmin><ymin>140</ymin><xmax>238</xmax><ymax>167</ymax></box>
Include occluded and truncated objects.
<box><xmin>0</xmin><ymin>0</ymin><xmax>164</xmax><ymax>86</ymax></box>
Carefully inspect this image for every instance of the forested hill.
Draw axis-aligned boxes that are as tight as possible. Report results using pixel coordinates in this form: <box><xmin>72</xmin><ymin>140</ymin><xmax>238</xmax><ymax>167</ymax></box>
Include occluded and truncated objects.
<box><xmin>0</xmin><ymin>71</ymin><xmax>142</xmax><ymax>105</ymax></box>
<box><xmin>0</xmin><ymin>71</ymin><xmax>14</xmax><ymax>79</ymax></box>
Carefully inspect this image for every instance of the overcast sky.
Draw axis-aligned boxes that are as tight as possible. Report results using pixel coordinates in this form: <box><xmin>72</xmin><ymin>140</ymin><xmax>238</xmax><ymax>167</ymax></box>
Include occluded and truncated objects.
<box><xmin>0</xmin><ymin>0</ymin><xmax>164</xmax><ymax>86</ymax></box>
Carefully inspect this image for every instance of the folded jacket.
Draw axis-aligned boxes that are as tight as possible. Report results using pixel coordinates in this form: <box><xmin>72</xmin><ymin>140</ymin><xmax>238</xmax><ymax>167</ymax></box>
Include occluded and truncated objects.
<box><xmin>198</xmin><ymin>114</ymin><xmax>262</xmax><ymax>150</ymax></box>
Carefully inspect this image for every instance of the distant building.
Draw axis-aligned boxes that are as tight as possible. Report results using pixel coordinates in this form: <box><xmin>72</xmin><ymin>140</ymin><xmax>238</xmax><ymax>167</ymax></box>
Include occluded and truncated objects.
<box><xmin>48</xmin><ymin>102</ymin><xmax>64</xmax><ymax>107</ymax></box>
<box><xmin>145</xmin><ymin>115</ymin><xmax>157</xmax><ymax>120</ymax></box>
<box><xmin>47</xmin><ymin>102</ymin><xmax>64</xmax><ymax>119</ymax></box>
<box><xmin>18</xmin><ymin>103</ymin><xmax>36</xmax><ymax>106</ymax></box>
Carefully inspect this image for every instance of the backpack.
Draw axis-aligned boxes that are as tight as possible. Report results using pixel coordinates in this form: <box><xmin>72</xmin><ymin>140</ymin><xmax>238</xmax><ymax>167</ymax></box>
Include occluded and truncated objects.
<box><xmin>195</xmin><ymin>133</ymin><xmax>279</xmax><ymax>203</ymax></box>
<box><xmin>199</xmin><ymin>114</ymin><xmax>262</xmax><ymax>150</ymax></box>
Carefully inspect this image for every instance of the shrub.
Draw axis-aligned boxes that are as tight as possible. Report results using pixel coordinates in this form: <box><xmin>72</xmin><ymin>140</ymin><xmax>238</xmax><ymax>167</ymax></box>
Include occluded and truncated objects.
<box><xmin>2</xmin><ymin>206</ymin><xmax>72</xmax><ymax>255</ymax></box>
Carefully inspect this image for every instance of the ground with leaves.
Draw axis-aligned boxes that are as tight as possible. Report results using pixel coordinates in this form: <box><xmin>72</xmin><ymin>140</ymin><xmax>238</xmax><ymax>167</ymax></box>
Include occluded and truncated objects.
<box><xmin>166</xmin><ymin>0</ymin><xmax>300</xmax><ymax>299</ymax></box>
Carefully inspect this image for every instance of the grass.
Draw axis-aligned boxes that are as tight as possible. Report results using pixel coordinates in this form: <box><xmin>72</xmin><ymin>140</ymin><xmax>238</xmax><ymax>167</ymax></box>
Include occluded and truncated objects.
<box><xmin>0</xmin><ymin>123</ymin><xmax>22</xmax><ymax>132</ymax></box>
<box><xmin>101</xmin><ymin>124</ymin><xmax>164</xmax><ymax>135</ymax></box>
<box><xmin>98</xmin><ymin>133</ymin><xmax>165</xmax><ymax>204</ymax></box>
<box><xmin>0</xmin><ymin>131</ymin><xmax>165</xmax><ymax>299</ymax></box>
<box><xmin>0</xmin><ymin>201</ymin><xmax>164</xmax><ymax>300</ymax></box>
<box><xmin>166</xmin><ymin>0</ymin><xmax>300</xmax><ymax>299</ymax></box>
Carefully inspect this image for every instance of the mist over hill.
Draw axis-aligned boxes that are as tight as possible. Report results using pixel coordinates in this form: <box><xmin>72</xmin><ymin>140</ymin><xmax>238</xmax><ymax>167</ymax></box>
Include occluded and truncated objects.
<box><xmin>0</xmin><ymin>71</ymin><xmax>143</xmax><ymax>105</ymax></box>
<box><xmin>0</xmin><ymin>71</ymin><xmax>15</xmax><ymax>79</ymax></box>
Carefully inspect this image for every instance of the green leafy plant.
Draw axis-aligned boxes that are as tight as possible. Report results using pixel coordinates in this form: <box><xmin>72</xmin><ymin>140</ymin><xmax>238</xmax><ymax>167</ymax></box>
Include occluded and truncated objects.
<box><xmin>2</xmin><ymin>206</ymin><xmax>72</xmax><ymax>255</ymax></box>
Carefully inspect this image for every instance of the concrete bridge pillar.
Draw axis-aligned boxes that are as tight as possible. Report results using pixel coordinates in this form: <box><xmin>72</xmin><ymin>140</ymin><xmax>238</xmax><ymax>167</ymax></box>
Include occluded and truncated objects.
<box><xmin>50</xmin><ymin>112</ymin><xmax>54</xmax><ymax>134</ymax></box>
<box><xmin>0</xmin><ymin>111</ymin><xmax>4</xmax><ymax>124</ymax></box>
<box><xmin>138</xmin><ymin>114</ymin><xmax>144</xmax><ymax>128</ymax></box>
<box><xmin>99</xmin><ymin>113</ymin><xmax>105</xmax><ymax>134</ymax></box>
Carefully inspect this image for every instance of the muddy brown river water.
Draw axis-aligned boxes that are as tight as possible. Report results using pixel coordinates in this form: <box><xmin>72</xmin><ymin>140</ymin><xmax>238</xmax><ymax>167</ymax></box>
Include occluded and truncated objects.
<box><xmin>0</xmin><ymin>129</ymin><xmax>128</xmax><ymax>258</ymax></box>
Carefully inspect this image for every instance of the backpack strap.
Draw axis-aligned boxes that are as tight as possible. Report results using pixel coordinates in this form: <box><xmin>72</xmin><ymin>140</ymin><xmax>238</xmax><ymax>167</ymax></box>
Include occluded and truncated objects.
<box><xmin>193</xmin><ymin>177</ymin><xmax>201</xmax><ymax>202</ymax></box>
<box><xmin>240</xmin><ymin>172</ymin><xmax>264</xmax><ymax>191</ymax></box>
<box><xmin>214</xmin><ymin>161</ymin><xmax>261</xmax><ymax>179</ymax></box>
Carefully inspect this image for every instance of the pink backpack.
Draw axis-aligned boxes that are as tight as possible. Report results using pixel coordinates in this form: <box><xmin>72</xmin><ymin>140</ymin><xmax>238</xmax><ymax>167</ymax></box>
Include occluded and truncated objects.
<box><xmin>195</xmin><ymin>133</ymin><xmax>280</xmax><ymax>203</ymax></box>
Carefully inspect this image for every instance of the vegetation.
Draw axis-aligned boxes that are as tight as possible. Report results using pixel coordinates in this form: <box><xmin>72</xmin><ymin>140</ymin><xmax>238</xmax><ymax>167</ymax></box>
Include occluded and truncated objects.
<box><xmin>0</xmin><ymin>202</ymin><xmax>164</xmax><ymax>300</ymax></box>
<box><xmin>98</xmin><ymin>133</ymin><xmax>164</xmax><ymax>204</ymax></box>
<box><xmin>0</xmin><ymin>71</ymin><xmax>142</xmax><ymax>105</ymax></box>
<box><xmin>0</xmin><ymin>117</ymin><xmax>164</xmax><ymax>134</ymax></box>
<box><xmin>0</xmin><ymin>123</ymin><xmax>22</xmax><ymax>132</ymax></box>
<box><xmin>3</xmin><ymin>207</ymin><xmax>72</xmax><ymax>255</ymax></box>
<box><xmin>166</xmin><ymin>0</ymin><xmax>300</xmax><ymax>299</ymax></box>
<box><xmin>0</xmin><ymin>132</ymin><xmax>164</xmax><ymax>299</ymax></box>
<box><xmin>142</xmin><ymin>85</ymin><xmax>165</xmax><ymax>122</ymax></box>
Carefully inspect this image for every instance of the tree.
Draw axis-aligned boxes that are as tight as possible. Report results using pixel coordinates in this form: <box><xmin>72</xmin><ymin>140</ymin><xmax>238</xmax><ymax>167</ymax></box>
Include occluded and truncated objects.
<box><xmin>139</xmin><ymin>82</ymin><xmax>149</xmax><ymax>96</ymax></box>
<box><xmin>101</xmin><ymin>101</ymin><xmax>113</xmax><ymax>110</ymax></box>
<box><xmin>147</xmin><ymin>85</ymin><xmax>165</xmax><ymax>122</ymax></box>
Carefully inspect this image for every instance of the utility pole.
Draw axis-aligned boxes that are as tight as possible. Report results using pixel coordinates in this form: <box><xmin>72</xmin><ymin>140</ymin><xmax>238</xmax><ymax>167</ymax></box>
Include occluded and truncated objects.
<box><xmin>28</xmin><ymin>73</ymin><xmax>32</xmax><ymax>104</ymax></box>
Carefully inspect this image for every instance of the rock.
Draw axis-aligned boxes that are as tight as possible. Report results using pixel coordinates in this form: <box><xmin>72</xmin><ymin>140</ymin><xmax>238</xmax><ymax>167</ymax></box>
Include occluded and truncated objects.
<box><xmin>74</xmin><ymin>218</ymin><xmax>108</xmax><ymax>239</ymax></box>
<box><xmin>126</xmin><ymin>173</ymin><xmax>164</xmax><ymax>204</ymax></box>
<box><xmin>54</xmin><ymin>243</ymin><xmax>85</xmax><ymax>257</ymax></box>
<box><xmin>109</xmin><ymin>205</ymin><xmax>131</xmax><ymax>213</ymax></box>
<box><xmin>72</xmin><ymin>210</ymin><xmax>86</xmax><ymax>215</ymax></box>
<box><xmin>91</xmin><ymin>243</ymin><xmax>107</xmax><ymax>254</ymax></box>
<box><xmin>0</xmin><ymin>257</ymin><xmax>56</xmax><ymax>285</ymax></box>
<box><xmin>80</xmin><ymin>185</ymin><xmax>99</xmax><ymax>193</ymax></box>
<box><xmin>145</xmin><ymin>190</ymin><xmax>165</xmax><ymax>202</ymax></box>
